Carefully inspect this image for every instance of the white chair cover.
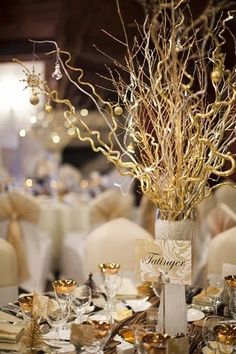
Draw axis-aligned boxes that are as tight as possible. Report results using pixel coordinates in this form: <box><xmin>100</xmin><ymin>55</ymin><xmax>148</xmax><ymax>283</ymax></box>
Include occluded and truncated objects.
<box><xmin>84</xmin><ymin>217</ymin><xmax>152</xmax><ymax>278</ymax></box>
<box><xmin>0</xmin><ymin>192</ymin><xmax>52</xmax><ymax>292</ymax></box>
<box><xmin>60</xmin><ymin>191</ymin><xmax>134</xmax><ymax>281</ymax></box>
<box><xmin>215</xmin><ymin>184</ymin><xmax>236</xmax><ymax>213</ymax></box>
<box><xmin>207</xmin><ymin>226</ymin><xmax>236</xmax><ymax>276</ymax></box>
<box><xmin>0</xmin><ymin>239</ymin><xmax>18</xmax><ymax>305</ymax></box>
<box><xmin>206</xmin><ymin>203</ymin><xmax>236</xmax><ymax>237</ymax></box>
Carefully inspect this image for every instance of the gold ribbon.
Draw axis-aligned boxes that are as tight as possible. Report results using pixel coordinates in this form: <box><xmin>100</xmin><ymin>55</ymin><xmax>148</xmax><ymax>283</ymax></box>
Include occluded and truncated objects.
<box><xmin>0</xmin><ymin>192</ymin><xmax>40</xmax><ymax>283</ymax></box>
<box><xmin>6</xmin><ymin>214</ymin><xmax>29</xmax><ymax>282</ymax></box>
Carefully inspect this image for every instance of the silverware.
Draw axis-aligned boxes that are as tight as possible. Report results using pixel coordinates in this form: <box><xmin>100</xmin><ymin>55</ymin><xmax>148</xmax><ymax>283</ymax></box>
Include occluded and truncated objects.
<box><xmin>0</xmin><ymin>320</ymin><xmax>23</xmax><ymax>325</ymax></box>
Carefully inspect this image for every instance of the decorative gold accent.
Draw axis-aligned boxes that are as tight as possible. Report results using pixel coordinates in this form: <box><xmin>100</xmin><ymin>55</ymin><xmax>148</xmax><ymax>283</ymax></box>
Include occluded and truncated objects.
<box><xmin>30</xmin><ymin>94</ymin><xmax>39</xmax><ymax>105</ymax></box>
<box><xmin>98</xmin><ymin>263</ymin><xmax>120</xmax><ymax>275</ymax></box>
<box><xmin>19</xmin><ymin>315</ymin><xmax>44</xmax><ymax>353</ymax></box>
<box><xmin>44</xmin><ymin>102</ymin><xmax>53</xmax><ymax>113</ymax></box>
<box><xmin>114</xmin><ymin>106</ymin><xmax>123</xmax><ymax>116</ymax></box>
<box><xmin>119</xmin><ymin>327</ymin><xmax>135</xmax><ymax>344</ymax></box>
<box><xmin>15</xmin><ymin>1</ymin><xmax>236</xmax><ymax>219</ymax></box>
<box><xmin>52</xmin><ymin>279</ymin><xmax>77</xmax><ymax>295</ymax></box>
<box><xmin>214</xmin><ymin>323</ymin><xmax>236</xmax><ymax>346</ymax></box>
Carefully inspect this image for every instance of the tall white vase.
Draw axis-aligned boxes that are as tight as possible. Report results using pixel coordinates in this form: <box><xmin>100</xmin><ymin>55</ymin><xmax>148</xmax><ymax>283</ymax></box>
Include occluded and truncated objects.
<box><xmin>155</xmin><ymin>209</ymin><xmax>196</xmax><ymax>336</ymax></box>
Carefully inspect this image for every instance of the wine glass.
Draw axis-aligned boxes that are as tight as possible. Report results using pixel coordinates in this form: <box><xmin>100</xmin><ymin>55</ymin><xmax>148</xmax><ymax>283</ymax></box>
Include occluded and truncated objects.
<box><xmin>53</xmin><ymin>279</ymin><xmax>77</xmax><ymax>309</ymax></box>
<box><xmin>71</xmin><ymin>314</ymin><xmax>112</xmax><ymax>354</ymax></box>
<box><xmin>71</xmin><ymin>285</ymin><xmax>92</xmax><ymax>324</ymax></box>
<box><xmin>18</xmin><ymin>294</ymin><xmax>34</xmax><ymax>323</ymax></box>
<box><xmin>134</xmin><ymin>322</ymin><xmax>170</xmax><ymax>354</ymax></box>
<box><xmin>229</xmin><ymin>288</ymin><xmax>236</xmax><ymax>319</ymax></box>
<box><xmin>205</xmin><ymin>276</ymin><xmax>224</xmax><ymax>315</ymax></box>
<box><xmin>46</xmin><ymin>298</ymin><xmax>70</xmax><ymax>347</ymax></box>
<box><xmin>202</xmin><ymin>316</ymin><xmax>225</xmax><ymax>353</ymax></box>
<box><xmin>98</xmin><ymin>263</ymin><xmax>121</xmax><ymax>316</ymax></box>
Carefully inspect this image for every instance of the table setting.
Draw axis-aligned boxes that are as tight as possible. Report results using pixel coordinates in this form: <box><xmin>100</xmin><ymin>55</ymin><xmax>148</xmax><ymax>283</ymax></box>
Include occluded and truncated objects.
<box><xmin>1</xmin><ymin>263</ymin><xmax>236</xmax><ymax>354</ymax></box>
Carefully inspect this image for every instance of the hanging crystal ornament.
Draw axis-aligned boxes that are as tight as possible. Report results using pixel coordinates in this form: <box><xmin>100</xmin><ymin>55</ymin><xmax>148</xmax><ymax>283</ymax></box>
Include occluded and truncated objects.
<box><xmin>52</xmin><ymin>52</ymin><xmax>63</xmax><ymax>80</ymax></box>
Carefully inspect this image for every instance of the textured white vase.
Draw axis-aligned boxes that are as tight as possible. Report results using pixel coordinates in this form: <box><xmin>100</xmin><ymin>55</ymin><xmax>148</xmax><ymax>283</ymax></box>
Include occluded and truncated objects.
<box><xmin>155</xmin><ymin>210</ymin><xmax>196</xmax><ymax>336</ymax></box>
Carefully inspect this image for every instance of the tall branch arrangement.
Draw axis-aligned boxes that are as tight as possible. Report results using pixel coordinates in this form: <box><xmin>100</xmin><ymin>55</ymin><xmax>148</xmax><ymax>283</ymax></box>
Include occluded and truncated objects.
<box><xmin>15</xmin><ymin>0</ymin><xmax>236</xmax><ymax>219</ymax></box>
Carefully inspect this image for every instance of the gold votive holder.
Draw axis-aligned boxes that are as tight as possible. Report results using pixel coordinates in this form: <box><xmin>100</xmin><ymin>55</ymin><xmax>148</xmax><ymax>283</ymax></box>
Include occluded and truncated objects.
<box><xmin>98</xmin><ymin>263</ymin><xmax>120</xmax><ymax>275</ymax></box>
<box><xmin>214</xmin><ymin>323</ymin><xmax>236</xmax><ymax>346</ymax></box>
<box><xmin>53</xmin><ymin>279</ymin><xmax>77</xmax><ymax>295</ymax></box>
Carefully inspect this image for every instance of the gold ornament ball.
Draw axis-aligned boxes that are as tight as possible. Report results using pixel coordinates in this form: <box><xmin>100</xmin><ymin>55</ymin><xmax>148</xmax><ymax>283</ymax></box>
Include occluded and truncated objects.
<box><xmin>30</xmin><ymin>94</ymin><xmax>39</xmax><ymax>105</ymax></box>
<box><xmin>44</xmin><ymin>103</ymin><xmax>53</xmax><ymax>113</ymax></box>
<box><xmin>211</xmin><ymin>70</ymin><xmax>221</xmax><ymax>83</ymax></box>
<box><xmin>114</xmin><ymin>106</ymin><xmax>123</xmax><ymax>116</ymax></box>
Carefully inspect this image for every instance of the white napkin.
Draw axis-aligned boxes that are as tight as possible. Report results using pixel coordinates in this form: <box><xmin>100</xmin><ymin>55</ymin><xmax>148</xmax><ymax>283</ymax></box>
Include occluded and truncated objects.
<box><xmin>125</xmin><ymin>298</ymin><xmax>151</xmax><ymax>312</ymax></box>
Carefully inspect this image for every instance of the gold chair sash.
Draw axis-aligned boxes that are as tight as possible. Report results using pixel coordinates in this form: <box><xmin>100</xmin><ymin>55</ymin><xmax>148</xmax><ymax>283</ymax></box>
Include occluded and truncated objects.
<box><xmin>0</xmin><ymin>192</ymin><xmax>40</xmax><ymax>283</ymax></box>
<box><xmin>90</xmin><ymin>190</ymin><xmax>131</xmax><ymax>226</ymax></box>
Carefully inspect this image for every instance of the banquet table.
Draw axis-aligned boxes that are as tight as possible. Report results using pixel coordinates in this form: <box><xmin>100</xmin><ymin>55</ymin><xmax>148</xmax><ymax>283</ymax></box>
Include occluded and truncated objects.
<box><xmin>0</xmin><ymin>294</ymin><xmax>206</xmax><ymax>354</ymax></box>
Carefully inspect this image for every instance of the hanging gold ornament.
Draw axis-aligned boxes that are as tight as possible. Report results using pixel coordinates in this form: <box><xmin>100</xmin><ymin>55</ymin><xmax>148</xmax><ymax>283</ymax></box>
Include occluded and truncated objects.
<box><xmin>44</xmin><ymin>103</ymin><xmax>53</xmax><ymax>113</ymax></box>
<box><xmin>30</xmin><ymin>94</ymin><xmax>39</xmax><ymax>105</ymax></box>
<box><xmin>114</xmin><ymin>106</ymin><xmax>123</xmax><ymax>116</ymax></box>
<box><xmin>211</xmin><ymin>69</ymin><xmax>222</xmax><ymax>84</ymax></box>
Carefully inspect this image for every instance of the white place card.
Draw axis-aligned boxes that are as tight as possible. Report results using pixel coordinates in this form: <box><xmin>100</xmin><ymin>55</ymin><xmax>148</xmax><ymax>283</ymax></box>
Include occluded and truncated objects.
<box><xmin>135</xmin><ymin>239</ymin><xmax>192</xmax><ymax>285</ymax></box>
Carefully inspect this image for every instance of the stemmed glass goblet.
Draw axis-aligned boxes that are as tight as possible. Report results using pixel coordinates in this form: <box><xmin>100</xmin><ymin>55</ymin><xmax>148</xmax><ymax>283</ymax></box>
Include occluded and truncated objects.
<box><xmin>98</xmin><ymin>263</ymin><xmax>121</xmax><ymax>320</ymax></box>
<box><xmin>71</xmin><ymin>285</ymin><xmax>92</xmax><ymax>324</ymax></box>
<box><xmin>46</xmin><ymin>298</ymin><xmax>70</xmax><ymax>347</ymax></box>
<box><xmin>53</xmin><ymin>279</ymin><xmax>77</xmax><ymax>309</ymax></box>
<box><xmin>18</xmin><ymin>294</ymin><xmax>35</xmax><ymax>323</ymax></box>
<box><xmin>205</xmin><ymin>277</ymin><xmax>224</xmax><ymax>315</ymax></box>
<box><xmin>71</xmin><ymin>314</ymin><xmax>112</xmax><ymax>354</ymax></box>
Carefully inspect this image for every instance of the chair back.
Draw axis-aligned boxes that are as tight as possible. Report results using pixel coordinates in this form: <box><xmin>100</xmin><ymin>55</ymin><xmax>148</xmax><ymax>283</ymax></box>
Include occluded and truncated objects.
<box><xmin>85</xmin><ymin>217</ymin><xmax>152</xmax><ymax>275</ymax></box>
<box><xmin>0</xmin><ymin>239</ymin><xmax>18</xmax><ymax>305</ymax></box>
<box><xmin>206</xmin><ymin>203</ymin><xmax>236</xmax><ymax>237</ymax></box>
<box><xmin>207</xmin><ymin>226</ymin><xmax>236</xmax><ymax>276</ymax></box>
<box><xmin>215</xmin><ymin>185</ymin><xmax>236</xmax><ymax>213</ymax></box>
<box><xmin>0</xmin><ymin>191</ymin><xmax>40</xmax><ymax>283</ymax></box>
<box><xmin>90</xmin><ymin>189</ymin><xmax>133</xmax><ymax>227</ymax></box>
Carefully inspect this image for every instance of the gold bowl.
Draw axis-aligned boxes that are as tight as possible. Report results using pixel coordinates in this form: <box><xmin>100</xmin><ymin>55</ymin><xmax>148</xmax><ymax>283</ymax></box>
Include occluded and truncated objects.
<box><xmin>214</xmin><ymin>323</ymin><xmax>236</xmax><ymax>346</ymax></box>
<box><xmin>98</xmin><ymin>263</ymin><xmax>120</xmax><ymax>275</ymax></box>
<box><xmin>53</xmin><ymin>279</ymin><xmax>77</xmax><ymax>295</ymax></box>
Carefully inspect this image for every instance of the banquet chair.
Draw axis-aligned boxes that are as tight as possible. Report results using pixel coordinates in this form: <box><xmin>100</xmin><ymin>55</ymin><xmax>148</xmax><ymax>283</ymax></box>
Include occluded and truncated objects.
<box><xmin>206</xmin><ymin>203</ymin><xmax>236</xmax><ymax>237</ymax></box>
<box><xmin>0</xmin><ymin>191</ymin><xmax>52</xmax><ymax>293</ymax></box>
<box><xmin>84</xmin><ymin>217</ymin><xmax>152</xmax><ymax>282</ymax></box>
<box><xmin>0</xmin><ymin>239</ymin><xmax>18</xmax><ymax>305</ymax></box>
<box><xmin>60</xmin><ymin>190</ymin><xmax>134</xmax><ymax>282</ymax></box>
<box><xmin>207</xmin><ymin>226</ymin><xmax>236</xmax><ymax>277</ymax></box>
<box><xmin>215</xmin><ymin>184</ymin><xmax>236</xmax><ymax>213</ymax></box>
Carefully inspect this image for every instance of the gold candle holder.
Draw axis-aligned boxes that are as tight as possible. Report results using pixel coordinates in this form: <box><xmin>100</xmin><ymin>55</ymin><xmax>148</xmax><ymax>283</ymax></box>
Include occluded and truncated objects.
<box><xmin>214</xmin><ymin>323</ymin><xmax>236</xmax><ymax>346</ymax></box>
<box><xmin>53</xmin><ymin>279</ymin><xmax>77</xmax><ymax>295</ymax></box>
<box><xmin>98</xmin><ymin>263</ymin><xmax>120</xmax><ymax>275</ymax></box>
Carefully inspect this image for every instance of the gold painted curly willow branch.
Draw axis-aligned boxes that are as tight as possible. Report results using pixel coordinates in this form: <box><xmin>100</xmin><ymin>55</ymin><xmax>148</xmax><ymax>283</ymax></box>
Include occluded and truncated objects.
<box><xmin>14</xmin><ymin>0</ymin><xmax>236</xmax><ymax>219</ymax></box>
